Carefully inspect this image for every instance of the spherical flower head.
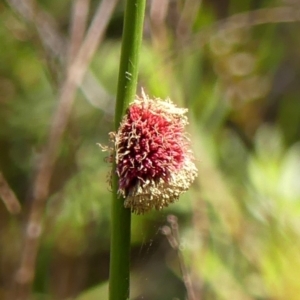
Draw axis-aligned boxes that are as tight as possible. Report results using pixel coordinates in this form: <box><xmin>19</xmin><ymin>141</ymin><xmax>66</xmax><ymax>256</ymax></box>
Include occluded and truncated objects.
<box><xmin>114</xmin><ymin>91</ymin><xmax>197</xmax><ymax>214</ymax></box>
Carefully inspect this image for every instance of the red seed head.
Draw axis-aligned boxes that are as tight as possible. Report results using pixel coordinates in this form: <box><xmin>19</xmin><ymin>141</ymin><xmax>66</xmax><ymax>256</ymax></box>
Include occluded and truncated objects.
<box><xmin>113</xmin><ymin>91</ymin><xmax>197</xmax><ymax>214</ymax></box>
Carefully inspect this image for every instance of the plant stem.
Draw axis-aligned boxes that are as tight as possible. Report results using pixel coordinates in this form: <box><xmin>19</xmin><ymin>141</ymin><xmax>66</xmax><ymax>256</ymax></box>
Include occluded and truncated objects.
<box><xmin>109</xmin><ymin>0</ymin><xmax>146</xmax><ymax>300</ymax></box>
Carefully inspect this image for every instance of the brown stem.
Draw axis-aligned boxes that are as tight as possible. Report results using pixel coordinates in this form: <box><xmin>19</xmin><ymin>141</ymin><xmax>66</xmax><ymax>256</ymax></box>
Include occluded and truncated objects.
<box><xmin>176</xmin><ymin>0</ymin><xmax>202</xmax><ymax>40</ymax></box>
<box><xmin>162</xmin><ymin>215</ymin><xmax>197</xmax><ymax>300</ymax></box>
<box><xmin>67</xmin><ymin>0</ymin><xmax>90</xmax><ymax>65</ymax></box>
<box><xmin>0</xmin><ymin>172</ymin><xmax>21</xmax><ymax>215</ymax></box>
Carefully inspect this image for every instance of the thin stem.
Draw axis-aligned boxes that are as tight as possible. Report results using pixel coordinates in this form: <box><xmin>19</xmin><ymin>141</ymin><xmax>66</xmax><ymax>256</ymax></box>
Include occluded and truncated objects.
<box><xmin>162</xmin><ymin>215</ymin><xmax>197</xmax><ymax>300</ymax></box>
<box><xmin>67</xmin><ymin>0</ymin><xmax>90</xmax><ymax>65</ymax></box>
<box><xmin>109</xmin><ymin>0</ymin><xmax>146</xmax><ymax>300</ymax></box>
<box><xmin>0</xmin><ymin>172</ymin><xmax>21</xmax><ymax>215</ymax></box>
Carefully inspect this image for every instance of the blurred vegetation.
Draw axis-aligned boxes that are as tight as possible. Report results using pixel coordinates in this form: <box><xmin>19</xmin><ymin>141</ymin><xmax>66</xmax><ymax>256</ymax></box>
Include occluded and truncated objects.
<box><xmin>1</xmin><ymin>0</ymin><xmax>300</xmax><ymax>299</ymax></box>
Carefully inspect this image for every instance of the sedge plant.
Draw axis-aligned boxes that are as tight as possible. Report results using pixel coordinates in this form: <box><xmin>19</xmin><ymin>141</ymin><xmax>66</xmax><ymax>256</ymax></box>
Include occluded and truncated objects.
<box><xmin>108</xmin><ymin>1</ymin><xmax>197</xmax><ymax>299</ymax></box>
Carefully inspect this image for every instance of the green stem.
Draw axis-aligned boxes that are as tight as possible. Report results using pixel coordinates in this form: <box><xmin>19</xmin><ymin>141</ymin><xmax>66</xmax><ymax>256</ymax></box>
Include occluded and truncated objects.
<box><xmin>109</xmin><ymin>1</ymin><xmax>146</xmax><ymax>300</ymax></box>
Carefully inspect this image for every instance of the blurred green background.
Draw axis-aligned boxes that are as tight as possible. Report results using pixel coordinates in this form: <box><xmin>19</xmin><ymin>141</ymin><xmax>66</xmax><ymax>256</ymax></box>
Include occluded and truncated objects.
<box><xmin>1</xmin><ymin>0</ymin><xmax>300</xmax><ymax>299</ymax></box>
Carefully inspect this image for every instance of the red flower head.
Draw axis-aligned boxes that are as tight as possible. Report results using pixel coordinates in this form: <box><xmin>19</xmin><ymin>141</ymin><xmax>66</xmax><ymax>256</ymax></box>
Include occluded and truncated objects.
<box><xmin>112</xmin><ymin>90</ymin><xmax>197</xmax><ymax>214</ymax></box>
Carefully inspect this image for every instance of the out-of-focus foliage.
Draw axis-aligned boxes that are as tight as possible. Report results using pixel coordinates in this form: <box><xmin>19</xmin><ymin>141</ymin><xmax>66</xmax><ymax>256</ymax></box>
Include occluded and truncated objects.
<box><xmin>1</xmin><ymin>0</ymin><xmax>300</xmax><ymax>299</ymax></box>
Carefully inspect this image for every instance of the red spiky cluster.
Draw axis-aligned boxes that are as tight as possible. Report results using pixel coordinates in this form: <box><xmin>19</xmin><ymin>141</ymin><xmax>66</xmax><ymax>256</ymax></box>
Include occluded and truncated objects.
<box><xmin>117</xmin><ymin>100</ymin><xmax>186</xmax><ymax>194</ymax></box>
<box><xmin>112</xmin><ymin>91</ymin><xmax>197</xmax><ymax>214</ymax></box>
